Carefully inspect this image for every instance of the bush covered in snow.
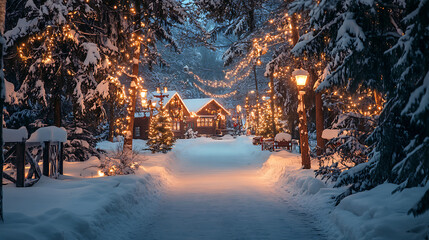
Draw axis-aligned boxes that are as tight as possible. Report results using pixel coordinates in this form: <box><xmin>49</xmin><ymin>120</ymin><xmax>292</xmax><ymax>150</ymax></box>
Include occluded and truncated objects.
<box><xmin>98</xmin><ymin>144</ymin><xmax>143</xmax><ymax>176</ymax></box>
<box><xmin>184</xmin><ymin>128</ymin><xmax>198</xmax><ymax>139</ymax></box>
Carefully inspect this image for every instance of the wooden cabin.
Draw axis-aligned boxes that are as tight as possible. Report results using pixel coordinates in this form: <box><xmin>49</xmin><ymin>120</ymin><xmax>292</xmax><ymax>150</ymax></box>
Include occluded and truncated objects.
<box><xmin>133</xmin><ymin>92</ymin><xmax>230</xmax><ymax>139</ymax></box>
<box><xmin>183</xmin><ymin>98</ymin><xmax>230</xmax><ymax>136</ymax></box>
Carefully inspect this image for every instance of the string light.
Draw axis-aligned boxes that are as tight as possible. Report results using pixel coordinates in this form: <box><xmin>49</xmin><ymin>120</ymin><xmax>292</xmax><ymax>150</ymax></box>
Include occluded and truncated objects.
<box><xmin>193</xmin><ymin>83</ymin><xmax>238</xmax><ymax>98</ymax></box>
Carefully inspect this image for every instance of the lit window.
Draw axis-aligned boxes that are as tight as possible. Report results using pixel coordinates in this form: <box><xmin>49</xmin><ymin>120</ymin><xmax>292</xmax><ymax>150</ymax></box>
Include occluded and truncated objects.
<box><xmin>172</xmin><ymin>121</ymin><xmax>180</xmax><ymax>131</ymax></box>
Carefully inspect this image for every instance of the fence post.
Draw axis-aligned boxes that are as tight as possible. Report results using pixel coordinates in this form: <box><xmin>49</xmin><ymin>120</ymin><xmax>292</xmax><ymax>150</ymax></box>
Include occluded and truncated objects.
<box><xmin>15</xmin><ymin>141</ymin><xmax>25</xmax><ymax>187</ymax></box>
<box><xmin>43</xmin><ymin>141</ymin><xmax>50</xmax><ymax>177</ymax></box>
<box><xmin>58</xmin><ymin>142</ymin><xmax>63</xmax><ymax>175</ymax></box>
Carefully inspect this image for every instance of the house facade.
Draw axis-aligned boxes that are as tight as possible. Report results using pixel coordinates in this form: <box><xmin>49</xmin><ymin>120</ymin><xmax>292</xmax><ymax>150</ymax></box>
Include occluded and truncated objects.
<box><xmin>133</xmin><ymin>92</ymin><xmax>230</xmax><ymax>139</ymax></box>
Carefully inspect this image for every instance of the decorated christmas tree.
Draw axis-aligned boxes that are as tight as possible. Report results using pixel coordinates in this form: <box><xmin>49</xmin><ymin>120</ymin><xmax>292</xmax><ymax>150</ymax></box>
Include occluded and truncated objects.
<box><xmin>147</xmin><ymin>108</ymin><xmax>175</xmax><ymax>153</ymax></box>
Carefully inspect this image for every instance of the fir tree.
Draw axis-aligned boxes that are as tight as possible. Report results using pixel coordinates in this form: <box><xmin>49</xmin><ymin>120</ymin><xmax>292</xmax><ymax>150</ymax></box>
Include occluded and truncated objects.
<box><xmin>147</xmin><ymin>108</ymin><xmax>175</xmax><ymax>153</ymax></box>
<box><xmin>335</xmin><ymin>0</ymin><xmax>429</xmax><ymax>215</ymax></box>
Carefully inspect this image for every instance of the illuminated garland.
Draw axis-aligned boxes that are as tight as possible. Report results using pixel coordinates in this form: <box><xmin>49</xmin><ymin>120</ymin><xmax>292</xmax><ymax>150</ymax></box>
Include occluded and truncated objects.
<box><xmin>193</xmin><ymin>83</ymin><xmax>238</xmax><ymax>98</ymax></box>
<box><xmin>187</xmin><ymin>68</ymin><xmax>252</xmax><ymax>88</ymax></box>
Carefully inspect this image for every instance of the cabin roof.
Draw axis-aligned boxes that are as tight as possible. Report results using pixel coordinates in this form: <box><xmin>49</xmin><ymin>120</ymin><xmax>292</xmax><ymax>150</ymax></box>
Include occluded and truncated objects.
<box><xmin>135</xmin><ymin>92</ymin><xmax>230</xmax><ymax>117</ymax></box>
<box><xmin>183</xmin><ymin>98</ymin><xmax>230</xmax><ymax>115</ymax></box>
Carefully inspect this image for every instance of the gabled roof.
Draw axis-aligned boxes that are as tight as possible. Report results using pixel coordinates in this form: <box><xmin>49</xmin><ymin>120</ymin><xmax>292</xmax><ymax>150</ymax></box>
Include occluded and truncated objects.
<box><xmin>135</xmin><ymin>91</ymin><xmax>190</xmax><ymax>117</ymax></box>
<box><xmin>182</xmin><ymin>98</ymin><xmax>212</xmax><ymax>113</ymax></box>
<box><xmin>183</xmin><ymin>98</ymin><xmax>230</xmax><ymax>115</ymax></box>
<box><xmin>149</xmin><ymin>90</ymin><xmax>178</xmax><ymax>108</ymax></box>
<box><xmin>135</xmin><ymin>92</ymin><xmax>230</xmax><ymax>117</ymax></box>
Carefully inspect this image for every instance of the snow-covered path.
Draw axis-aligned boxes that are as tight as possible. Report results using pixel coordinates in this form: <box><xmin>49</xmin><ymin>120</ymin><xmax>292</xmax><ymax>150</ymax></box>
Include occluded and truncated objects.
<box><xmin>133</xmin><ymin>137</ymin><xmax>326</xmax><ymax>239</ymax></box>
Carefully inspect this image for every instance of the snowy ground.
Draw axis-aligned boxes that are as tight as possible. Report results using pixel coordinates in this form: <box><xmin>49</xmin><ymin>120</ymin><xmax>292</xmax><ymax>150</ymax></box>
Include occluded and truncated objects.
<box><xmin>1</xmin><ymin>136</ymin><xmax>428</xmax><ymax>239</ymax></box>
<box><xmin>131</xmin><ymin>137</ymin><xmax>327</xmax><ymax>240</ymax></box>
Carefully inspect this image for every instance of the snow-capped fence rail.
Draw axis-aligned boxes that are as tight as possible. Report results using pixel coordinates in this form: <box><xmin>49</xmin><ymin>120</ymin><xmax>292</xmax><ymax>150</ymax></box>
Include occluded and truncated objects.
<box><xmin>2</xmin><ymin>126</ymin><xmax>67</xmax><ymax>187</ymax></box>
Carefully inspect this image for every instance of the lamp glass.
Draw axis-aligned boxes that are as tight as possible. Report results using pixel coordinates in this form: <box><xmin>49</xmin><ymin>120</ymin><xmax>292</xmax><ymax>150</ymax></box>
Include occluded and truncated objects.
<box><xmin>151</xmin><ymin>102</ymin><xmax>157</xmax><ymax>107</ymax></box>
<box><xmin>295</xmin><ymin>75</ymin><xmax>307</xmax><ymax>87</ymax></box>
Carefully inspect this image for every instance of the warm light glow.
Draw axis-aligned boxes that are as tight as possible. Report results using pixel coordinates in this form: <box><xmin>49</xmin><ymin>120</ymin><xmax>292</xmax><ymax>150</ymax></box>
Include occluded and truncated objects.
<box><xmin>164</xmin><ymin>87</ymin><xmax>168</xmax><ymax>93</ymax></box>
<box><xmin>236</xmin><ymin>105</ymin><xmax>242</xmax><ymax>113</ymax></box>
<box><xmin>292</xmin><ymin>69</ymin><xmax>309</xmax><ymax>87</ymax></box>
<box><xmin>141</xmin><ymin>90</ymin><xmax>147</xmax><ymax>98</ymax></box>
<box><xmin>98</xmin><ymin>171</ymin><xmax>105</xmax><ymax>177</ymax></box>
<box><xmin>295</xmin><ymin>75</ymin><xmax>307</xmax><ymax>86</ymax></box>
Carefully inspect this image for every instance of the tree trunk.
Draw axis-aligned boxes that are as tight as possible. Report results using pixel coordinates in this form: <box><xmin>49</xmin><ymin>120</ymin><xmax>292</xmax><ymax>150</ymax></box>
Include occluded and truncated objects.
<box><xmin>123</xmin><ymin>2</ymin><xmax>142</xmax><ymax>153</ymax></box>
<box><xmin>269</xmin><ymin>73</ymin><xmax>276</xmax><ymax>137</ymax></box>
<box><xmin>0</xmin><ymin>0</ymin><xmax>7</xmax><ymax>220</ymax></box>
<box><xmin>253</xmin><ymin>65</ymin><xmax>260</xmax><ymax>134</ymax></box>
<box><xmin>108</xmin><ymin>83</ymin><xmax>115</xmax><ymax>142</ymax></box>
<box><xmin>298</xmin><ymin>92</ymin><xmax>311</xmax><ymax>169</ymax></box>
<box><xmin>291</xmin><ymin>13</ymin><xmax>300</xmax><ymax>46</ymax></box>
<box><xmin>315</xmin><ymin>92</ymin><xmax>325</xmax><ymax>155</ymax></box>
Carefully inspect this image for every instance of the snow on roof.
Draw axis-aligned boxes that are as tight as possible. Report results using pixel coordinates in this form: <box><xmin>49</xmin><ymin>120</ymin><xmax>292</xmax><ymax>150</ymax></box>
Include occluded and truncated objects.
<box><xmin>135</xmin><ymin>92</ymin><xmax>230</xmax><ymax>118</ymax></box>
<box><xmin>3</xmin><ymin>127</ymin><xmax>28</xmax><ymax>143</ymax></box>
<box><xmin>27</xmin><ymin>126</ymin><xmax>67</xmax><ymax>143</ymax></box>
<box><xmin>182</xmin><ymin>98</ymin><xmax>213</xmax><ymax>113</ymax></box>
<box><xmin>183</xmin><ymin>98</ymin><xmax>230</xmax><ymax>115</ymax></box>
<box><xmin>149</xmin><ymin>91</ymin><xmax>178</xmax><ymax>107</ymax></box>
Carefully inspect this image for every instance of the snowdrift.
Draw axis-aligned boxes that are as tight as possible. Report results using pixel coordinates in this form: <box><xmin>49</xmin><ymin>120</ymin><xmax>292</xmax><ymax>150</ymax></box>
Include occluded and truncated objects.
<box><xmin>260</xmin><ymin>151</ymin><xmax>429</xmax><ymax>240</ymax></box>
<box><xmin>0</xmin><ymin>166</ymin><xmax>170</xmax><ymax>240</ymax></box>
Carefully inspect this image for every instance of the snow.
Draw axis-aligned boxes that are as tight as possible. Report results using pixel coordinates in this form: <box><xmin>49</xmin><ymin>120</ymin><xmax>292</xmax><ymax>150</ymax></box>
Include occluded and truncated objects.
<box><xmin>4</xmin><ymin>79</ymin><xmax>19</xmax><ymax>104</ymax></box>
<box><xmin>3</xmin><ymin>126</ymin><xmax>28</xmax><ymax>143</ymax></box>
<box><xmin>274</xmin><ymin>132</ymin><xmax>292</xmax><ymax>142</ymax></box>
<box><xmin>1</xmin><ymin>137</ymin><xmax>427</xmax><ymax>239</ymax></box>
<box><xmin>260</xmin><ymin>149</ymin><xmax>429</xmax><ymax>240</ymax></box>
<box><xmin>336</xmin><ymin>13</ymin><xmax>366</xmax><ymax>51</ymax></box>
<box><xmin>182</xmin><ymin>98</ymin><xmax>213</xmax><ymax>113</ymax></box>
<box><xmin>402</xmin><ymin>70</ymin><xmax>429</xmax><ymax>125</ymax></box>
<box><xmin>82</xmin><ymin>42</ymin><xmax>101</xmax><ymax>68</ymax></box>
<box><xmin>333</xmin><ymin>183</ymin><xmax>429</xmax><ymax>240</ymax></box>
<box><xmin>150</xmin><ymin>90</ymin><xmax>178</xmax><ymax>107</ymax></box>
<box><xmin>322</xmin><ymin>129</ymin><xmax>342</xmax><ymax>140</ymax></box>
<box><xmin>27</xmin><ymin>126</ymin><xmax>67</xmax><ymax>143</ymax></box>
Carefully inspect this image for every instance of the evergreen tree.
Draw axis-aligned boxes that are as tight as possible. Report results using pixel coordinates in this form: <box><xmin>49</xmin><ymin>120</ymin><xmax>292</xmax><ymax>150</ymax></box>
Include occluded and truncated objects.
<box><xmin>335</xmin><ymin>0</ymin><xmax>429</xmax><ymax>215</ymax></box>
<box><xmin>147</xmin><ymin>108</ymin><xmax>175</xmax><ymax>153</ymax></box>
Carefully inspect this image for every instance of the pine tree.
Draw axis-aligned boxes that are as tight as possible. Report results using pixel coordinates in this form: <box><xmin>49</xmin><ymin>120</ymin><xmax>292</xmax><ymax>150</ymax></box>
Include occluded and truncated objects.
<box><xmin>335</xmin><ymin>0</ymin><xmax>429</xmax><ymax>215</ymax></box>
<box><xmin>147</xmin><ymin>108</ymin><xmax>175</xmax><ymax>153</ymax></box>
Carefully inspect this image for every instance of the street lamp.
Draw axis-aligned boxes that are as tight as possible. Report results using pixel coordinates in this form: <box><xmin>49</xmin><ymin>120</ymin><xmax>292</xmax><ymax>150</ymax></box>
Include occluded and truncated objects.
<box><xmin>154</xmin><ymin>87</ymin><xmax>169</xmax><ymax>107</ymax></box>
<box><xmin>292</xmin><ymin>68</ymin><xmax>311</xmax><ymax>169</ymax></box>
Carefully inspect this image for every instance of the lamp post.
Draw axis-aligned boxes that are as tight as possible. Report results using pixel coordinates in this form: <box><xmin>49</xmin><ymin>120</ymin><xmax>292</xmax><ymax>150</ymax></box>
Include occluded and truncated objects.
<box><xmin>293</xmin><ymin>69</ymin><xmax>311</xmax><ymax>169</ymax></box>
<box><xmin>236</xmin><ymin>105</ymin><xmax>242</xmax><ymax>134</ymax></box>
<box><xmin>154</xmin><ymin>87</ymin><xmax>169</xmax><ymax>107</ymax></box>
